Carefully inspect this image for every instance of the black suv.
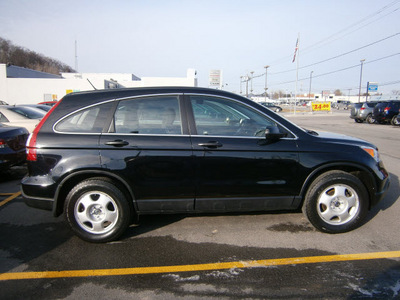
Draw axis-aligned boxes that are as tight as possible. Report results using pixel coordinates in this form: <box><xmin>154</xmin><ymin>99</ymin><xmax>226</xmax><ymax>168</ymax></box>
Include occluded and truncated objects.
<box><xmin>22</xmin><ymin>87</ymin><xmax>390</xmax><ymax>242</ymax></box>
<box><xmin>372</xmin><ymin>100</ymin><xmax>400</xmax><ymax>125</ymax></box>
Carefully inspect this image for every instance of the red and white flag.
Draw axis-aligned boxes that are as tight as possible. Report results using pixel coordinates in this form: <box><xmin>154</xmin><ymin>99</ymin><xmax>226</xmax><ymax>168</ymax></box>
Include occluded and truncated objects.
<box><xmin>292</xmin><ymin>38</ymin><xmax>299</xmax><ymax>63</ymax></box>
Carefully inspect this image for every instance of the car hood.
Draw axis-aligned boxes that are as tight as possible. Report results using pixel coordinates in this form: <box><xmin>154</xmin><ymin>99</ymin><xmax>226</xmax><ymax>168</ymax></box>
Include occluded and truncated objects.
<box><xmin>314</xmin><ymin>131</ymin><xmax>375</xmax><ymax>148</ymax></box>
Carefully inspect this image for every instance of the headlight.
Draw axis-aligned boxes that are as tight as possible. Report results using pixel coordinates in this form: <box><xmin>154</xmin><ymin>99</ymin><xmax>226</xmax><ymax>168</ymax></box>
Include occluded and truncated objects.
<box><xmin>361</xmin><ymin>146</ymin><xmax>380</xmax><ymax>162</ymax></box>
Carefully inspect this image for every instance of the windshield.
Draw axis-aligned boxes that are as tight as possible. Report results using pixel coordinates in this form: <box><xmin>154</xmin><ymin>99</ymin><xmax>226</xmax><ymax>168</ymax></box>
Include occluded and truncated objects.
<box><xmin>8</xmin><ymin>106</ymin><xmax>46</xmax><ymax>119</ymax></box>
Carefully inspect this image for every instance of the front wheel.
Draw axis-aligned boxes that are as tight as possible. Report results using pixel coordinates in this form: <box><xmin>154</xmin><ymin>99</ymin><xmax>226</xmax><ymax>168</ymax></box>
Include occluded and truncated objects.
<box><xmin>64</xmin><ymin>178</ymin><xmax>131</xmax><ymax>243</ymax></box>
<box><xmin>391</xmin><ymin>115</ymin><xmax>399</xmax><ymax>126</ymax></box>
<box><xmin>366</xmin><ymin>114</ymin><xmax>376</xmax><ymax>124</ymax></box>
<box><xmin>303</xmin><ymin>171</ymin><xmax>369</xmax><ymax>233</ymax></box>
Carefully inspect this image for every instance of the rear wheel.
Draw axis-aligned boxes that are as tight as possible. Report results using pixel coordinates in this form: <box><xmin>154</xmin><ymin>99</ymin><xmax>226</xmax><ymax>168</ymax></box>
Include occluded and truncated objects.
<box><xmin>64</xmin><ymin>178</ymin><xmax>131</xmax><ymax>243</ymax></box>
<box><xmin>303</xmin><ymin>171</ymin><xmax>369</xmax><ymax>233</ymax></box>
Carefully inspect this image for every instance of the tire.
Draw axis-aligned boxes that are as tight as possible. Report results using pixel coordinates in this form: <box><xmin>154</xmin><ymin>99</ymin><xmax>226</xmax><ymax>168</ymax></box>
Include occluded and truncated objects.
<box><xmin>303</xmin><ymin>171</ymin><xmax>369</xmax><ymax>234</ymax></box>
<box><xmin>64</xmin><ymin>178</ymin><xmax>131</xmax><ymax>243</ymax></box>
<box><xmin>366</xmin><ymin>114</ymin><xmax>375</xmax><ymax>124</ymax></box>
<box><xmin>391</xmin><ymin>115</ymin><xmax>399</xmax><ymax>126</ymax></box>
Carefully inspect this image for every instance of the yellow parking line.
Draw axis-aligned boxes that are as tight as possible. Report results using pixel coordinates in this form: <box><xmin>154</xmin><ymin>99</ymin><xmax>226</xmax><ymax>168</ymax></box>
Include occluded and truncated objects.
<box><xmin>1</xmin><ymin>250</ymin><xmax>399</xmax><ymax>281</ymax></box>
<box><xmin>0</xmin><ymin>191</ymin><xmax>21</xmax><ymax>207</ymax></box>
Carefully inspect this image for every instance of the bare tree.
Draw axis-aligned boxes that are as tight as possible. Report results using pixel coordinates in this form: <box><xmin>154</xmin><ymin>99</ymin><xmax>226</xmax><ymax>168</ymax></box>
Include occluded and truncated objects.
<box><xmin>0</xmin><ymin>37</ymin><xmax>75</xmax><ymax>74</ymax></box>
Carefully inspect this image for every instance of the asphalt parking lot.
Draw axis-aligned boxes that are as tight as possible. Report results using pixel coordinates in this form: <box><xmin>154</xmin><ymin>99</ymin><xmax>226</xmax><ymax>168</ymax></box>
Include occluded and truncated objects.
<box><xmin>1</xmin><ymin>110</ymin><xmax>399</xmax><ymax>299</ymax></box>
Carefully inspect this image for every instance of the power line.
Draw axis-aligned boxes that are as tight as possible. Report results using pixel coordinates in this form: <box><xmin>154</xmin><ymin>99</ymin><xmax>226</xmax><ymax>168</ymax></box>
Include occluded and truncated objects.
<box><xmin>301</xmin><ymin>0</ymin><xmax>400</xmax><ymax>54</ymax></box>
<box><xmin>267</xmin><ymin>0</ymin><xmax>400</xmax><ymax>67</ymax></box>
<box><xmin>271</xmin><ymin>52</ymin><xmax>400</xmax><ymax>87</ymax></box>
<box><xmin>271</xmin><ymin>32</ymin><xmax>400</xmax><ymax>75</ymax></box>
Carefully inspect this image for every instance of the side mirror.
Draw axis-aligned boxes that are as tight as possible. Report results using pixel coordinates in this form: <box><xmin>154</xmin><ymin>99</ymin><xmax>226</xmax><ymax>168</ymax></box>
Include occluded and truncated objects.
<box><xmin>265</xmin><ymin>126</ymin><xmax>287</xmax><ymax>140</ymax></box>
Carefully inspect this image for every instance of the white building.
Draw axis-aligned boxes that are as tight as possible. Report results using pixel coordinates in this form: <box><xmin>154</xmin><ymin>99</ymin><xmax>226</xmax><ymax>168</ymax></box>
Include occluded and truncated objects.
<box><xmin>0</xmin><ymin>64</ymin><xmax>197</xmax><ymax>105</ymax></box>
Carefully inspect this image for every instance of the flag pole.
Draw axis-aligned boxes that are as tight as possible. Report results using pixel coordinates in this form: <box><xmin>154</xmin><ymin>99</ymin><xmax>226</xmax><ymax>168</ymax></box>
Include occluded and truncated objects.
<box><xmin>294</xmin><ymin>33</ymin><xmax>299</xmax><ymax>115</ymax></box>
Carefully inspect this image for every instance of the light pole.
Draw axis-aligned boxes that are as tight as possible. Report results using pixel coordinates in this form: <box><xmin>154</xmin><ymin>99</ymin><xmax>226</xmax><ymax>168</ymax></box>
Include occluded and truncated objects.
<box><xmin>240</xmin><ymin>76</ymin><xmax>243</xmax><ymax>95</ymax></box>
<box><xmin>264</xmin><ymin>65</ymin><xmax>269</xmax><ymax>102</ymax></box>
<box><xmin>358</xmin><ymin>59</ymin><xmax>365</xmax><ymax>103</ymax></box>
<box><xmin>308</xmin><ymin>71</ymin><xmax>313</xmax><ymax>100</ymax></box>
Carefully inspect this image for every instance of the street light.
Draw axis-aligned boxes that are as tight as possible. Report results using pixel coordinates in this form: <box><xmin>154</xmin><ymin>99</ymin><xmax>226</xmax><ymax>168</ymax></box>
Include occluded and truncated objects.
<box><xmin>264</xmin><ymin>65</ymin><xmax>269</xmax><ymax>102</ymax></box>
<box><xmin>358</xmin><ymin>59</ymin><xmax>365</xmax><ymax>103</ymax></box>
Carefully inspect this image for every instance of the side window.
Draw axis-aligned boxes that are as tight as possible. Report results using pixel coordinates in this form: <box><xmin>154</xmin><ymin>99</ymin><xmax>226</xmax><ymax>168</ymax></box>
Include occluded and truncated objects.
<box><xmin>55</xmin><ymin>102</ymin><xmax>113</xmax><ymax>133</ymax></box>
<box><xmin>114</xmin><ymin>96</ymin><xmax>182</xmax><ymax>135</ymax></box>
<box><xmin>190</xmin><ymin>96</ymin><xmax>285</xmax><ymax>137</ymax></box>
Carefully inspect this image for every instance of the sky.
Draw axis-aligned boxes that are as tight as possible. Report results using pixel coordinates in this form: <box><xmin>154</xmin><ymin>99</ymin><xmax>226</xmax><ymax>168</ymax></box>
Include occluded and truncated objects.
<box><xmin>1</xmin><ymin>0</ymin><xmax>399</xmax><ymax>96</ymax></box>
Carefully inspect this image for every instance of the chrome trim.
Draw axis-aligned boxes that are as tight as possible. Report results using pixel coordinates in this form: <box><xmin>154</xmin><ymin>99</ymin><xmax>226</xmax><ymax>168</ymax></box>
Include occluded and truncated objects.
<box><xmin>52</xmin><ymin>91</ymin><xmax>298</xmax><ymax>140</ymax></box>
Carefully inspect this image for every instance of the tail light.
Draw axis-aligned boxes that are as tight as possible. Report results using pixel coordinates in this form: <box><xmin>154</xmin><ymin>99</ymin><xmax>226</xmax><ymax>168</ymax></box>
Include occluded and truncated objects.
<box><xmin>384</xmin><ymin>107</ymin><xmax>390</xmax><ymax>113</ymax></box>
<box><xmin>26</xmin><ymin>100</ymin><xmax>62</xmax><ymax>161</ymax></box>
<box><xmin>0</xmin><ymin>139</ymin><xmax>5</xmax><ymax>148</ymax></box>
<box><xmin>360</xmin><ymin>107</ymin><xmax>365</xmax><ymax>110</ymax></box>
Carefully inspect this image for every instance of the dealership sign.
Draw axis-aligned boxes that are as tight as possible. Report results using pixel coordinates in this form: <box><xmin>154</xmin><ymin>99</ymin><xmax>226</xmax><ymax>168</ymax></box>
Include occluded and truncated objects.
<box><xmin>209</xmin><ymin>70</ymin><xmax>221</xmax><ymax>87</ymax></box>
<box><xmin>368</xmin><ymin>82</ymin><xmax>378</xmax><ymax>92</ymax></box>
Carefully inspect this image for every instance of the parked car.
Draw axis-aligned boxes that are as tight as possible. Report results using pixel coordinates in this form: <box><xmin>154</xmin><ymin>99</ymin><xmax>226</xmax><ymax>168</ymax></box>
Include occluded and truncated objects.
<box><xmin>333</xmin><ymin>100</ymin><xmax>351</xmax><ymax>110</ymax></box>
<box><xmin>0</xmin><ymin>123</ymin><xmax>29</xmax><ymax>171</ymax></box>
<box><xmin>372</xmin><ymin>101</ymin><xmax>400</xmax><ymax>125</ymax></box>
<box><xmin>22</xmin><ymin>87</ymin><xmax>390</xmax><ymax>243</ymax></box>
<box><xmin>21</xmin><ymin>104</ymin><xmax>52</xmax><ymax>112</ymax></box>
<box><xmin>350</xmin><ymin>102</ymin><xmax>380</xmax><ymax>123</ymax></box>
<box><xmin>0</xmin><ymin>105</ymin><xmax>46</xmax><ymax>132</ymax></box>
<box><xmin>349</xmin><ymin>103</ymin><xmax>363</xmax><ymax>123</ymax></box>
<box><xmin>260</xmin><ymin>102</ymin><xmax>283</xmax><ymax>112</ymax></box>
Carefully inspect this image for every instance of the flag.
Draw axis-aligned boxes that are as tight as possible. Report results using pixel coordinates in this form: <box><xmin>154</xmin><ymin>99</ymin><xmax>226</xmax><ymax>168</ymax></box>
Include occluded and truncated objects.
<box><xmin>292</xmin><ymin>38</ymin><xmax>299</xmax><ymax>63</ymax></box>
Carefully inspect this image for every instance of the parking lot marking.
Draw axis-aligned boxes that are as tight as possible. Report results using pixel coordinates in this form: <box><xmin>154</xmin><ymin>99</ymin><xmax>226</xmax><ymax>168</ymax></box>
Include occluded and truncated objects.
<box><xmin>1</xmin><ymin>250</ymin><xmax>399</xmax><ymax>281</ymax></box>
<box><xmin>0</xmin><ymin>191</ymin><xmax>21</xmax><ymax>207</ymax></box>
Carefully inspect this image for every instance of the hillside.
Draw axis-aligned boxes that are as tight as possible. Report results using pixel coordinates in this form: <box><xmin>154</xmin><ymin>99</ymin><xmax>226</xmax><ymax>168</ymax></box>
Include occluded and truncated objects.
<box><xmin>0</xmin><ymin>37</ymin><xmax>75</xmax><ymax>75</ymax></box>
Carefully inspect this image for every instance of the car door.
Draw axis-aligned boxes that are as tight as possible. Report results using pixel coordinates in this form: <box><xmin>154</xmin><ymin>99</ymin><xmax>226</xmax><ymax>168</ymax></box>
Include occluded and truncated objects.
<box><xmin>99</xmin><ymin>94</ymin><xmax>195</xmax><ymax>213</ymax></box>
<box><xmin>187</xmin><ymin>94</ymin><xmax>300</xmax><ymax>212</ymax></box>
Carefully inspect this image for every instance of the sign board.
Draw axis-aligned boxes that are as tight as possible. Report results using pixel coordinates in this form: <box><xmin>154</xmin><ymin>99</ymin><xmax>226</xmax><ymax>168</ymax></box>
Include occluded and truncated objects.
<box><xmin>322</xmin><ymin>90</ymin><xmax>330</xmax><ymax>96</ymax></box>
<box><xmin>312</xmin><ymin>102</ymin><xmax>331</xmax><ymax>111</ymax></box>
<box><xmin>368</xmin><ymin>82</ymin><xmax>378</xmax><ymax>92</ymax></box>
<box><xmin>209</xmin><ymin>70</ymin><xmax>221</xmax><ymax>87</ymax></box>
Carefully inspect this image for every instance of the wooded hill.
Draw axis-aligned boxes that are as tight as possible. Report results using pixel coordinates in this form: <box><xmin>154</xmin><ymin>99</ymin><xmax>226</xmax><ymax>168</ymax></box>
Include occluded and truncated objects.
<box><xmin>0</xmin><ymin>37</ymin><xmax>75</xmax><ymax>75</ymax></box>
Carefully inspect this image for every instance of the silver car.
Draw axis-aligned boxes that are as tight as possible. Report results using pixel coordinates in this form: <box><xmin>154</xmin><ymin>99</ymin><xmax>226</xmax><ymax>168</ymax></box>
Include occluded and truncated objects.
<box><xmin>350</xmin><ymin>102</ymin><xmax>380</xmax><ymax>124</ymax></box>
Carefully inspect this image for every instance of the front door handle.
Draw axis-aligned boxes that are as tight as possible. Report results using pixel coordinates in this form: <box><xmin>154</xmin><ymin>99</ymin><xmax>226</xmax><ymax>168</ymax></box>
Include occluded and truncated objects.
<box><xmin>105</xmin><ymin>140</ymin><xmax>129</xmax><ymax>147</ymax></box>
<box><xmin>198</xmin><ymin>141</ymin><xmax>222</xmax><ymax>148</ymax></box>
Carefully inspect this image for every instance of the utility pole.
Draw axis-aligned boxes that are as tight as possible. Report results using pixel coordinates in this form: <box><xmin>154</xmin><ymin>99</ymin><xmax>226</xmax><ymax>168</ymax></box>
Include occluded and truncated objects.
<box><xmin>75</xmin><ymin>39</ymin><xmax>78</xmax><ymax>72</ymax></box>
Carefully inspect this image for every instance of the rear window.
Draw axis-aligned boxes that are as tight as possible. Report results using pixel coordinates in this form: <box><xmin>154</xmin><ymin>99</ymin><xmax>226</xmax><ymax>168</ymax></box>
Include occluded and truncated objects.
<box><xmin>55</xmin><ymin>102</ymin><xmax>113</xmax><ymax>133</ymax></box>
<box><xmin>366</xmin><ymin>102</ymin><xmax>378</xmax><ymax>108</ymax></box>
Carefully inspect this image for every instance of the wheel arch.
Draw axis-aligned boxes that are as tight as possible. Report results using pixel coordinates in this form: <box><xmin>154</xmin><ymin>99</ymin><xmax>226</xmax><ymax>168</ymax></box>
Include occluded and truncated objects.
<box><xmin>299</xmin><ymin>163</ymin><xmax>377</xmax><ymax>209</ymax></box>
<box><xmin>52</xmin><ymin>170</ymin><xmax>137</xmax><ymax>218</ymax></box>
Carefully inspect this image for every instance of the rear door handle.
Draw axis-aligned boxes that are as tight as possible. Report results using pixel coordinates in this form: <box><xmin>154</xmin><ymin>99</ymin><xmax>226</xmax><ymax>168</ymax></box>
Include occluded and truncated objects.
<box><xmin>105</xmin><ymin>140</ymin><xmax>129</xmax><ymax>147</ymax></box>
<box><xmin>198</xmin><ymin>141</ymin><xmax>222</xmax><ymax>148</ymax></box>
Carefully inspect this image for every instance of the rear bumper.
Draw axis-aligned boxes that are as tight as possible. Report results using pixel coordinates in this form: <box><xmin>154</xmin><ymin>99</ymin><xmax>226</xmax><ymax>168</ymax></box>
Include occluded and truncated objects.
<box><xmin>23</xmin><ymin>193</ymin><xmax>54</xmax><ymax>211</ymax></box>
<box><xmin>21</xmin><ymin>175</ymin><xmax>56</xmax><ymax>211</ymax></box>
